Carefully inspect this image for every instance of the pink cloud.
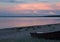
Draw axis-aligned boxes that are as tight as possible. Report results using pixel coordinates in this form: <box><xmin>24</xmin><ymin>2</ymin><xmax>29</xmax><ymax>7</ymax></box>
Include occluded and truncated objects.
<box><xmin>11</xmin><ymin>3</ymin><xmax>54</xmax><ymax>11</ymax></box>
<box><xmin>55</xmin><ymin>3</ymin><xmax>60</xmax><ymax>10</ymax></box>
<box><xmin>0</xmin><ymin>2</ymin><xmax>60</xmax><ymax>14</ymax></box>
<box><xmin>44</xmin><ymin>12</ymin><xmax>55</xmax><ymax>15</ymax></box>
<box><xmin>0</xmin><ymin>3</ymin><xmax>60</xmax><ymax>11</ymax></box>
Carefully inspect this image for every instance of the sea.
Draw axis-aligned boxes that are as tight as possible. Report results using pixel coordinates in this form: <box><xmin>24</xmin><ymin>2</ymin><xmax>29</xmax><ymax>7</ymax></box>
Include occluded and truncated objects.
<box><xmin>0</xmin><ymin>17</ymin><xmax>60</xmax><ymax>29</ymax></box>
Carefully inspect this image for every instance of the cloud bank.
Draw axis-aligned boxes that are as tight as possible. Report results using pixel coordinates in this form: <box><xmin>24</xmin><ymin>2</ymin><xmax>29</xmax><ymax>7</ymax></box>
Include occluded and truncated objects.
<box><xmin>0</xmin><ymin>2</ymin><xmax>60</xmax><ymax>16</ymax></box>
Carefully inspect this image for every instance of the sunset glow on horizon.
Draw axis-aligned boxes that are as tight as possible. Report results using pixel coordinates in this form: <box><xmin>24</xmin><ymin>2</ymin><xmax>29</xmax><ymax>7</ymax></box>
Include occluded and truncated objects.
<box><xmin>6</xmin><ymin>3</ymin><xmax>60</xmax><ymax>14</ymax></box>
<box><xmin>1</xmin><ymin>3</ymin><xmax>60</xmax><ymax>10</ymax></box>
<box><xmin>0</xmin><ymin>1</ymin><xmax>60</xmax><ymax>16</ymax></box>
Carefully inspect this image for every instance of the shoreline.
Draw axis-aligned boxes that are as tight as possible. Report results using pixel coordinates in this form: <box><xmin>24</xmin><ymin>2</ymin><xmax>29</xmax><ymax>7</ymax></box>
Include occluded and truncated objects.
<box><xmin>0</xmin><ymin>23</ymin><xmax>60</xmax><ymax>33</ymax></box>
<box><xmin>1</xmin><ymin>23</ymin><xmax>60</xmax><ymax>30</ymax></box>
<box><xmin>0</xmin><ymin>23</ymin><xmax>60</xmax><ymax>42</ymax></box>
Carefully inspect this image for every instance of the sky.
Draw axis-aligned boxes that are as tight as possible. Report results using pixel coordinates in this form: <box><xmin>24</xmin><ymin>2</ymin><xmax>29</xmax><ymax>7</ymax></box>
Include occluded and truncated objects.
<box><xmin>0</xmin><ymin>0</ymin><xmax>60</xmax><ymax>16</ymax></box>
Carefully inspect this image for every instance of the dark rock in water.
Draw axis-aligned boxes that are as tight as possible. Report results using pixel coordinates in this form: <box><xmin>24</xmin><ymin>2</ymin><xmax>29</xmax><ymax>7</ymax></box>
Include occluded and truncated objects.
<box><xmin>30</xmin><ymin>31</ymin><xmax>60</xmax><ymax>39</ymax></box>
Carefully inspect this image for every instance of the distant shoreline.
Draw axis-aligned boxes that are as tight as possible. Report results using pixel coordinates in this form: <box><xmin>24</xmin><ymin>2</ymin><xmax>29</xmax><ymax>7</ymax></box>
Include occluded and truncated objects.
<box><xmin>0</xmin><ymin>15</ymin><xmax>60</xmax><ymax>17</ymax></box>
<box><xmin>1</xmin><ymin>16</ymin><xmax>58</xmax><ymax>17</ymax></box>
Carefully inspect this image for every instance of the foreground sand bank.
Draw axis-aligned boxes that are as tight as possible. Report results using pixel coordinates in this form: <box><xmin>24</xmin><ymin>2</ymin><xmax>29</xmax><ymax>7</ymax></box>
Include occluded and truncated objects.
<box><xmin>0</xmin><ymin>23</ymin><xmax>60</xmax><ymax>42</ymax></box>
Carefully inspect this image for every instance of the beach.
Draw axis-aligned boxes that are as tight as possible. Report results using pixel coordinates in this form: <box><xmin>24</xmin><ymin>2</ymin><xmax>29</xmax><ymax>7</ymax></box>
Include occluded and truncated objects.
<box><xmin>0</xmin><ymin>23</ymin><xmax>60</xmax><ymax>42</ymax></box>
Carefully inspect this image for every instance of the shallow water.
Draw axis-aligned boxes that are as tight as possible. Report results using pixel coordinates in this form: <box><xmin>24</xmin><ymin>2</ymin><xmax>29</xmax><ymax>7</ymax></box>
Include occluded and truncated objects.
<box><xmin>0</xmin><ymin>17</ymin><xmax>60</xmax><ymax>29</ymax></box>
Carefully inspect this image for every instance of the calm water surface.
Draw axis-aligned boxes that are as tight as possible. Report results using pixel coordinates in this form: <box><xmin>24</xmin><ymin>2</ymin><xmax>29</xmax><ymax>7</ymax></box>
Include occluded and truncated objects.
<box><xmin>0</xmin><ymin>17</ymin><xmax>60</xmax><ymax>29</ymax></box>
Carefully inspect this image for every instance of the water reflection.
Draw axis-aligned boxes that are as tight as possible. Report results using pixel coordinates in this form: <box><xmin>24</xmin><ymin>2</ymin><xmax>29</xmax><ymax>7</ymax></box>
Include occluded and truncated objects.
<box><xmin>0</xmin><ymin>17</ymin><xmax>60</xmax><ymax>29</ymax></box>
